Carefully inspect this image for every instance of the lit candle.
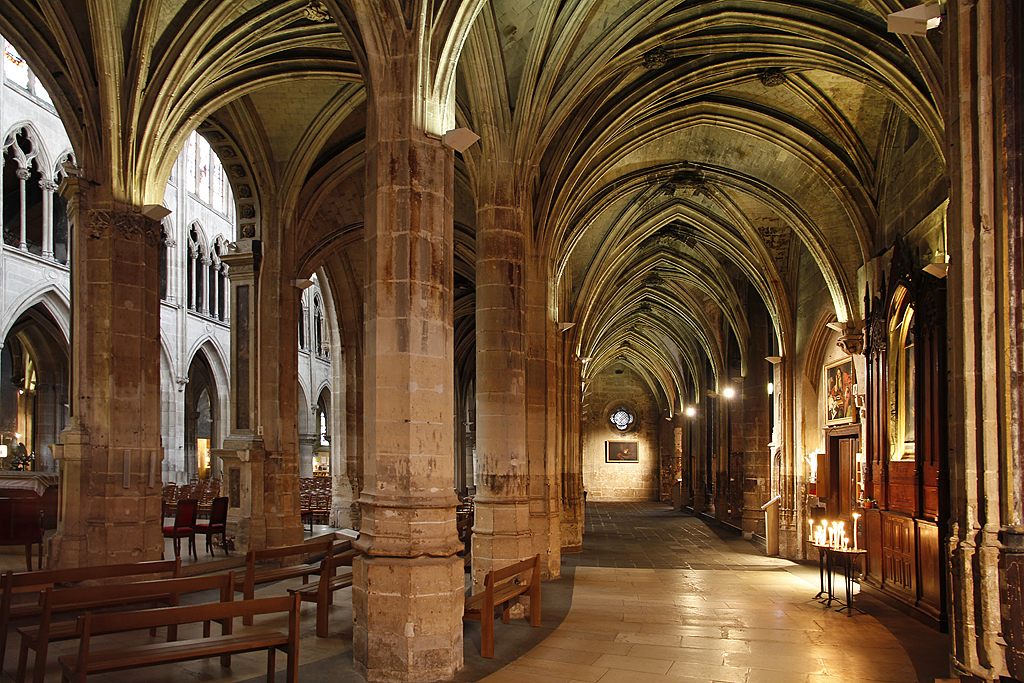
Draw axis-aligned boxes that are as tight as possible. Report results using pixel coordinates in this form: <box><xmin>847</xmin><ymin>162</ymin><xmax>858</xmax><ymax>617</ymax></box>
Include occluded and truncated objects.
<box><xmin>852</xmin><ymin>512</ymin><xmax>860</xmax><ymax>550</ymax></box>
<box><xmin>808</xmin><ymin>519</ymin><xmax>814</xmax><ymax>541</ymax></box>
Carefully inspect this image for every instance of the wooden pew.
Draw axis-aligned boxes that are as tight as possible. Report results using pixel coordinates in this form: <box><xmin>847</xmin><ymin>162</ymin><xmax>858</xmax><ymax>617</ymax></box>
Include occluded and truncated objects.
<box><xmin>17</xmin><ymin>571</ymin><xmax>235</xmax><ymax>683</ymax></box>
<box><xmin>288</xmin><ymin>545</ymin><xmax>359</xmax><ymax>637</ymax></box>
<box><xmin>0</xmin><ymin>559</ymin><xmax>181</xmax><ymax>671</ymax></box>
<box><xmin>58</xmin><ymin>593</ymin><xmax>301</xmax><ymax>683</ymax></box>
<box><xmin>234</xmin><ymin>538</ymin><xmax>333</xmax><ymax>625</ymax></box>
<box><xmin>463</xmin><ymin>554</ymin><xmax>542</xmax><ymax>658</ymax></box>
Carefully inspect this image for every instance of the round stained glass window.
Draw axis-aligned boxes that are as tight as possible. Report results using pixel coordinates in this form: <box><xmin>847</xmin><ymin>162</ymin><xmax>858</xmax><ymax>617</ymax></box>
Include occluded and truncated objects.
<box><xmin>610</xmin><ymin>406</ymin><xmax>635</xmax><ymax>431</ymax></box>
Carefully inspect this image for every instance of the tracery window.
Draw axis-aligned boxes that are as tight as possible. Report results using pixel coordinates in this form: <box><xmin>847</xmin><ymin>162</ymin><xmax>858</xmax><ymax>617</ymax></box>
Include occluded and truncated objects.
<box><xmin>183</xmin><ymin>131</ymin><xmax>232</xmax><ymax>215</ymax></box>
<box><xmin>609</xmin><ymin>406</ymin><xmax>636</xmax><ymax>432</ymax></box>
<box><xmin>299</xmin><ymin>304</ymin><xmax>307</xmax><ymax>350</ymax></box>
<box><xmin>3</xmin><ymin>39</ymin><xmax>52</xmax><ymax>104</ymax></box>
<box><xmin>888</xmin><ymin>286</ymin><xmax>916</xmax><ymax>462</ymax></box>
<box><xmin>313</xmin><ymin>295</ymin><xmax>327</xmax><ymax>359</ymax></box>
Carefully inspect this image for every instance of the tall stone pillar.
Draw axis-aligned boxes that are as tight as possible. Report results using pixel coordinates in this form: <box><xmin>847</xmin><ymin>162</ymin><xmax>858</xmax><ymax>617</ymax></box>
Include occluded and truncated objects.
<box><xmin>350</xmin><ymin>19</ymin><xmax>464</xmax><ymax>683</ymax></box>
<box><xmin>472</xmin><ymin>170</ymin><xmax>533</xmax><ymax>589</ymax></box>
<box><xmin>48</xmin><ymin>180</ymin><xmax>165</xmax><ymax>568</ymax></box>
<box><xmin>946</xmin><ymin>1</ymin><xmax>1023</xmax><ymax>680</ymax></box>
<box><xmin>216</xmin><ymin>239</ymin><xmax>268</xmax><ymax>551</ymax></box>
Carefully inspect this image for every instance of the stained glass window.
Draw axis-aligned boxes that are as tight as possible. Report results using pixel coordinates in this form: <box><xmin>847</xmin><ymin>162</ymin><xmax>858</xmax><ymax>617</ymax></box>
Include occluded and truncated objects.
<box><xmin>4</xmin><ymin>40</ymin><xmax>29</xmax><ymax>90</ymax></box>
<box><xmin>610</xmin><ymin>406</ymin><xmax>635</xmax><ymax>432</ymax></box>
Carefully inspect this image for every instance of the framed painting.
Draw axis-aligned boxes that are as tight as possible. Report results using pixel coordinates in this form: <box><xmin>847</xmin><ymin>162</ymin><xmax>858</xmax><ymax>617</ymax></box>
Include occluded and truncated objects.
<box><xmin>824</xmin><ymin>357</ymin><xmax>857</xmax><ymax>426</ymax></box>
<box><xmin>606</xmin><ymin>441</ymin><xmax>639</xmax><ymax>463</ymax></box>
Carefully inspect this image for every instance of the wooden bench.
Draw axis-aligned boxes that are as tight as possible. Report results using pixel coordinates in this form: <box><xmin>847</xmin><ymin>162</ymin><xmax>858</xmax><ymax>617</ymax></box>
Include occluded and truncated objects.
<box><xmin>288</xmin><ymin>545</ymin><xmax>359</xmax><ymax>637</ymax></box>
<box><xmin>234</xmin><ymin>538</ymin><xmax>333</xmax><ymax>625</ymax></box>
<box><xmin>17</xmin><ymin>571</ymin><xmax>235</xmax><ymax>683</ymax></box>
<box><xmin>463</xmin><ymin>554</ymin><xmax>542</xmax><ymax>658</ymax></box>
<box><xmin>58</xmin><ymin>593</ymin><xmax>301</xmax><ymax>683</ymax></box>
<box><xmin>0</xmin><ymin>558</ymin><xmax>181</xmax><ymax>671</ymax></box>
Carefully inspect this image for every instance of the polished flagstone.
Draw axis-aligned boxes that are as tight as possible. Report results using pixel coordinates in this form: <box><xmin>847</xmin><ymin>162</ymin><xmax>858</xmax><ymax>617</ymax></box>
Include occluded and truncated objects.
<box><xmin>0</xmin><ymin>503</ymin><xmax>949</xmax><ymax>682</ymax></box>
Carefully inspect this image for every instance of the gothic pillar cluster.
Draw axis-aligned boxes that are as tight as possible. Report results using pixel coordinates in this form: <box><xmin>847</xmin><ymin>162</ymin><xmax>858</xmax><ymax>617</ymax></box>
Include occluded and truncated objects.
<box><xmin>48</xmin><ymin>180</ymin><xmax>165</xmax><ymax>568</ymax></box>
<box><xmin>945</xmin><ymin>1</ymin><xmax>1024</xmax><ymax>680</ymax></box>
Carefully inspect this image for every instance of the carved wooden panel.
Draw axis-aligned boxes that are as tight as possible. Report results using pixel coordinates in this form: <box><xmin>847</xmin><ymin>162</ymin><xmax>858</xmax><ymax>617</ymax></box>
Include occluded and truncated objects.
<box><xmin>865</xmin><ymin>508</ymin><xmax>883</xmax><ymax>585</ymax></box>
<box><xmin>887</xmin><ymin>461</ymin><xmax>917</xmax><ymax>515</ymax></box>
<box><xmin>881</xmin><ymin>512</ymin><xmax>915</xmax><ymax>595</ymax></box>
<box><xmin>916</xmin><ymin>519</ymin><xmax>942</xmax><ymax>619</ymax></box>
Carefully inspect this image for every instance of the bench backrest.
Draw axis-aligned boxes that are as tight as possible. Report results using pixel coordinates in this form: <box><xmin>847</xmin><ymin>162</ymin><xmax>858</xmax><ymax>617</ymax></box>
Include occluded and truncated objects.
<box><xmin>485</xmin><ymin>554</ymin><xmax>540</xmax><ymax>588</ymax></box>
<box><xmin>77</xmin><ymin>591</ymin><xmax>299</xmax><ymax>636</ymax></box>
<box><xmin>43</xmin><ymin>571</ymin><xmax>235</xmax><ymax>612</ymax></box>
<box><xmin>247</xmin><ymin>538</ymin><xmax>334</xmax><ymax>566</ymax></box>
<box><xmin>3</xmin><ymin>558</ymin><xmax>182</xmax><ymax>594</ymax></box>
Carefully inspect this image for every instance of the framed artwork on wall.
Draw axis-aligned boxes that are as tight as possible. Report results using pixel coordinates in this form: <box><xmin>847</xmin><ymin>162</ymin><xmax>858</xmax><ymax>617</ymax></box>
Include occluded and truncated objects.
<box><xmin>606</xmin><ymin>441</ymin><xmax>639</xmax><ymax>463</ymax></box>
<box><xmin>824</xmin><ymin>357</ymin><xmax>857</xmax><ymax>426</ymax></box>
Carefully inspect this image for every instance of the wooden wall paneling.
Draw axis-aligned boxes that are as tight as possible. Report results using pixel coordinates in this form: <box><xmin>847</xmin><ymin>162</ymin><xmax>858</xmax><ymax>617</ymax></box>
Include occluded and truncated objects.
<box><xmin>887</xmin><ymin>461</ymin><xmax>917</xmax><ymax>515</ymax></box>
<box><xmin>865</xmin><ymin>508</ymin><xmax>883</xmax><ymax>585</ymax></box>
<box><xmin>881</xmin><ymin>511</ymin><xmax>916</xmax><ymax>597</ymax></box>
<box><xmin>915</xmin><ymin>519</ymin><xmax>943</xmax><ymax>620</ymax></box>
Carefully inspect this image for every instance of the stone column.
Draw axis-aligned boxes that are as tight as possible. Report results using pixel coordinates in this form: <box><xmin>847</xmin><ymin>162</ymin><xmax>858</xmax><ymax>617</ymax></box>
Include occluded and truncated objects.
<box><xmin>472</xmin><ymin>168</ymin><xmax>533</xmax><ymax>590</ymax></box>
<box><xmin>218</xmin><ymin>238</ymin><xmax>268</xmax><ymax>551</ymax></box>
<box><xmin>298</xmin><ymin>434</ymin><xmax>316</xmax><ymax>478</ymax></box>
<box><xmin>946</xmin><ymin>2</ymin><xmax>1021</xmax><ymax>680</ymax></box>
<box><xmin>48</xmin><ymin>181</ymin><xmax>165</xmax><ymax>568</ymax></box>
<box><xmin>16</xmin><ymin>167</ymin><xmax>29</xmax><ymax>250</ymax></box>
<box><xmin>40</xmin><ymin>178</ymin><xmax>56</xmax><ymax>259</ymax></box>
<box><xmin>351</xmin><ymin>31</ymin><xmax>463</xmax><ymax>683</ymax></box>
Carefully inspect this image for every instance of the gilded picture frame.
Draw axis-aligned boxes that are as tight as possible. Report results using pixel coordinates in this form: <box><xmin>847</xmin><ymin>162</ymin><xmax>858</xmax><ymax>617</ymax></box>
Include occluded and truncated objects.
<box><xmin>823</xmin><ymin>357</ymin><xmax>857</xmax><ymax>426</ymax></box>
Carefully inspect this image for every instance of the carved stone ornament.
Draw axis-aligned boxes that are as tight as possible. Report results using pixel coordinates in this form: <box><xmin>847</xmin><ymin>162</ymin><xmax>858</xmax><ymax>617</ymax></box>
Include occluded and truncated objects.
<box><xmin>759</xmin><ymin>68</ymin><xmax>787</xmax><ymax>87</ymax></box>
<box><xmin>237</xmin><ymin>184</ymin><xmax>252</xmax><ymax>198</ymax></box>
<box><xmin>837</xmin><ymin>330</ymin><xmax>864</xmax><ymax>355</ymax></box>
<box><xmin>239</xmin><ymin>204</ymin><xmax>256</xmax><ymax>219</ymax></box>
<box><xmin>304</xmin><ymin>0</ymin><xmax>331</xmax><ymax>22</ymax></box>
<box><xmin>229</xmin><ymin>165</ymin><xmax>246</xmax><ymax>179</ymax></box>
<box><xmin>643</xmin><ymin>46</ymin><xmax>670</xmax><ymax>69</ymax></box>
<box><xmin>86</xmin><ymin>209</ymin><xmax>163</xmax><ymax>247</ymax></box>
<box><xmin>241</xmin><ymin>225</ymin><xmax>256</xmax><ymax>238</ymax></box>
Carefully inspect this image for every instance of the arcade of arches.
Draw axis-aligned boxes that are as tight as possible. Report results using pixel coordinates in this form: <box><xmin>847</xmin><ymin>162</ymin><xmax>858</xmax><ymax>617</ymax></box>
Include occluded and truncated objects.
<box><xmin>0</xmin><ymin>1</ymin><xmax>1021</xmax><ymax>682</ymax></box>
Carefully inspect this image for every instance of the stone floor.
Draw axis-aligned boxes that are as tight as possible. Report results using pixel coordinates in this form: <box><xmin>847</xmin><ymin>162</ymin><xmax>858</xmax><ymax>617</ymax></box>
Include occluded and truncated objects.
<box><xmin>0</xmin><ymin>503</ymin><xmax>951</xmax><ymax>682</ymax></box>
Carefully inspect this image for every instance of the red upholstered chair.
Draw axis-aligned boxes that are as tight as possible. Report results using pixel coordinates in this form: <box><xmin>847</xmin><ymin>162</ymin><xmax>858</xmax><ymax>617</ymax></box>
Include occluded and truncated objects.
<box><xmin>162</xmin><ymin>498</ymin><xmax>198</xmax><ymax>560</ymax></box>
<box><xmin>195</xmin><ymin>496</ymin><xmax>229</xmax><ymax>556</ymax></box>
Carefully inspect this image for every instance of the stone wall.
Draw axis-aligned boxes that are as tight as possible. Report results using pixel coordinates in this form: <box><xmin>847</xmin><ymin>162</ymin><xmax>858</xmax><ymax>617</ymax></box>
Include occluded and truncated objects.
<box><xmin>582</xmin><ymin>366</ymin><xmax>660</xmax><ymax>501</ymax></box>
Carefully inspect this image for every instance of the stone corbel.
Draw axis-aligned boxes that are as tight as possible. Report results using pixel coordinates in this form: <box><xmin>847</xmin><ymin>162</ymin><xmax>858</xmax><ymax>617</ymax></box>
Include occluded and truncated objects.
<box><xmin>837</xmin><ymin>325</ymin><xmax>864</xmax><ymax>355</ymax></box>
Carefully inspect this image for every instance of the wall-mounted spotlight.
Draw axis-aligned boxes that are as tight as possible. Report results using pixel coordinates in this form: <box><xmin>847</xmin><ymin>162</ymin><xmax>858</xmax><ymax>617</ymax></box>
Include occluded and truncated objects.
<box><xmin>685</xmin><ymin>406</ymin><xmax>697</xmax><ymax>418</ymax></box>
<box><xmin>442</xmin><ymin>128</ymin><xmax>480</xmax><ymax>153</ymax></box>
<box><xmin>722</xmin><ymin>386</ymin><xmax>736</xmax><ymax>399</ymax></box>
<box><xmin>887</xmin><ymin>3</ymin><xmax>942</xmax><ymax>36</ymax></box>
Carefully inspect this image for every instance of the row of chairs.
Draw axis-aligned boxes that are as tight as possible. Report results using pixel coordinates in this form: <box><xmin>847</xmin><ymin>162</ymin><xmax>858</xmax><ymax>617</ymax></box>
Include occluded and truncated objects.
<box><xmin>161</xmin><ymin>479</ymin><xmax>222</xmax><ymax>518</ymax></box>
<box><xmin>162</xmin><ymin>497</ymin><xmax>228</xmax><ymax>560</ymax></box>
<box><xmin>300</xmin><ymin>478</ymin><xmax>331</xmax><ymax>529</ymax></box>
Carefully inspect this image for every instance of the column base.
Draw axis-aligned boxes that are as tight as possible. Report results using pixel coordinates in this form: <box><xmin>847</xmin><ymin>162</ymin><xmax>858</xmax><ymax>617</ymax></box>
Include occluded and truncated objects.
<box><xmin>353</xmin><ymin>554</ymin><xmax>464</xmax><ymax>683</ymax></box>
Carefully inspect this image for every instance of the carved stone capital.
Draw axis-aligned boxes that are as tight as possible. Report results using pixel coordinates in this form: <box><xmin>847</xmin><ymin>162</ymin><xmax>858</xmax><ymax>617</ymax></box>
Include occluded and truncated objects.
<box><xmin>39</xmin><ymin>179</ymin><xmax>58</xmax><ymax>192</ymax></box>
<box><xmin>85</xmin><ymin>209</ymin><xmax>163</xmax><ymax>247</ymax></box>
<box><xmin>15</xmin><ymin>168</ymin><xmax>30</xmax><ymax>181</ymax></box>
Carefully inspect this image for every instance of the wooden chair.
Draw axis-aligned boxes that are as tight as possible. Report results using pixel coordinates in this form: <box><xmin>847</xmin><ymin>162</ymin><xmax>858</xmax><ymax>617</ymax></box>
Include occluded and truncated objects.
<box><xmin>195</xmin><ymin>496</ymin><xmax>229</xmax><ymax>556</ymax></box>
<box><xmin>162</xmin><ymin>498</ymin><xmax>198</xmax><ymax>560</ymax></box>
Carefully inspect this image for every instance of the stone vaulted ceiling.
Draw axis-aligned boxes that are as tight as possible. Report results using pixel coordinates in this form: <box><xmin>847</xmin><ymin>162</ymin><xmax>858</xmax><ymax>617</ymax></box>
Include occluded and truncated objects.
<box><xmin>0</xmin><ymin>0</ymin><xmax>946</xmax><ymax>416</ymax></box>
